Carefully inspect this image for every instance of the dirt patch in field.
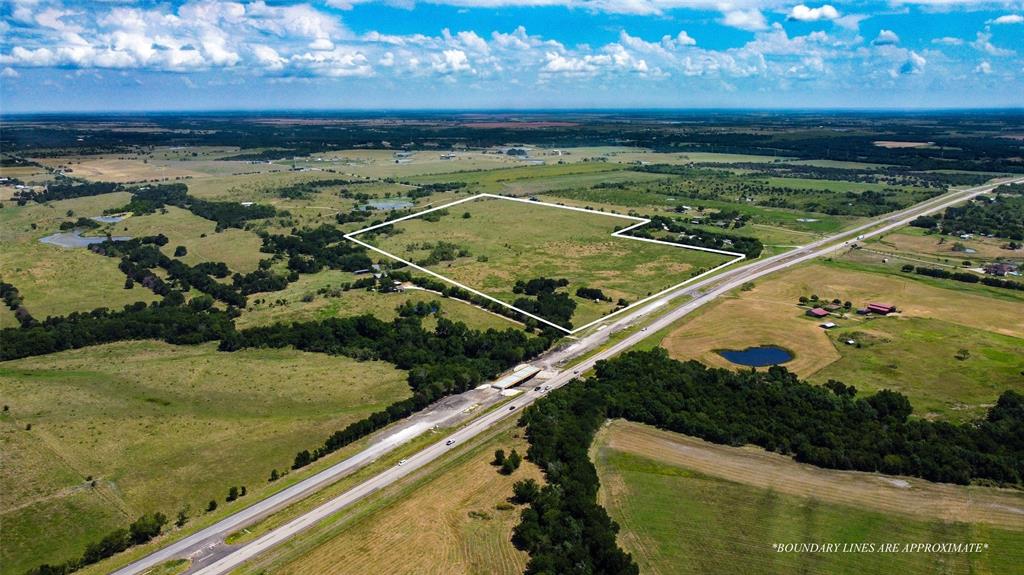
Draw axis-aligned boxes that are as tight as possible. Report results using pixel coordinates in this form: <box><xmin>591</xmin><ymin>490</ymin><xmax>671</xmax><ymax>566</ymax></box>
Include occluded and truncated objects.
<box><xmin>873</xmin><ymin>141</ymin><xmax>933</xmax><ymax>149</ymax></box>
<box><xmin>597</xmin><ymin>421</ymin><xmax>1024</xmax><ymax>529</ymax></box>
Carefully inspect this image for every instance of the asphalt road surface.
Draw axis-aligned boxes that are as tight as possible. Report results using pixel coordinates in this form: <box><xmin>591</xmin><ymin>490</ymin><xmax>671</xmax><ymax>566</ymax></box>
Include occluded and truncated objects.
<box><xmin>113</xmin><ymin>176</ymin><xmax>1022</xmax><ymax>575</ymax></box>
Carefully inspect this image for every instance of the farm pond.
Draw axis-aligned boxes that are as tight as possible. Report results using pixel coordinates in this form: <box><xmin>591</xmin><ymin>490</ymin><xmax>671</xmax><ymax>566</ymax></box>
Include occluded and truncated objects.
<box><xmin>717</xmin><ymin>345</ymin><xmax>794</xmax><ymax>367</ymax></box>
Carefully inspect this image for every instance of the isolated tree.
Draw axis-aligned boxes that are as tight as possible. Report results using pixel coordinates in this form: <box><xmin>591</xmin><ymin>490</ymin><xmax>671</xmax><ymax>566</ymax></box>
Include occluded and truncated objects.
<box><xmin>124</xmin><ymin>277</ymin><xmax>134</xmax><ymax>289</ymax></box>
<box><xmin>176</xmin><ymin>507</ymin><xmax>189</xmax><ymax>528</ymax></box>
<box><xmin>269</xmin><ymin>469</ymin><xmax>279</xmax><ymax>482</ymax></box>
<box><xmin>174</xmin><ymin>245</ymin><xmax>188</xmax><ymax>257</ymax></box>
<box><xmin>207</xmin><ymin>500</ymin><xmax>218</xmax><ymax>512</ymax></box>
<box><xmin>492</xmin><ymin>449</ymin><xmax>506</xmax><ymax>466</ymax></box>
<box><xmin>227</xmin><ymin>486</ymin><xmax>239</xmax><ymax>502</ymax></box>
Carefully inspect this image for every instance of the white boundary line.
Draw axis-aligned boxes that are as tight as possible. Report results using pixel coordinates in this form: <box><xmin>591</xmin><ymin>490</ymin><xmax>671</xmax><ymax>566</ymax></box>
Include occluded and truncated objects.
<box><xmin>344</xmin><ymin>193</ymin><xmax>745</xmax><ymax>334</ymax></box>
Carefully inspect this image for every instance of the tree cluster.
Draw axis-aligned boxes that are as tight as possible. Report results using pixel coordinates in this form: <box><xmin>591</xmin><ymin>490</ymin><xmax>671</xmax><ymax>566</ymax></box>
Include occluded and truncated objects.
<box><xmin>631</xmin><ymin>215</ymin><xmax>762</xmax><ymax>258</ymax></box>
<box><xmin>903</xmin><ymin>265</ymin><xmax>1023</xmax><ymax>292</ymax></box>
<box><xmin>0</xmin><ymin>281</ymin><xmax>36</xmax><ymax>327</ymax></box>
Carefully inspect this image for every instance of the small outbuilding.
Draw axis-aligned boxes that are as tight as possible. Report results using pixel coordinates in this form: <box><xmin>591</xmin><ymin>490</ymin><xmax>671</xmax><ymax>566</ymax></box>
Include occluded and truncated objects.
<box><xmin>866</xmin><ymin>303</ymin><xmax>897</xmax><ymax>315</ymax></box>
<box><xmin>806</xmin><ymin>307</ymin><xmax>830</xmax><ymax>318</ymax></box>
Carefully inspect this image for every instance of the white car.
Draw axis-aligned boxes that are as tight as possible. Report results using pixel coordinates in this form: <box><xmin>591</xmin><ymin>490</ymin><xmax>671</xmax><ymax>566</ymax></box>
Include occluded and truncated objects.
<box><xmin>398</xmin><ymin>459</ymin><xmax>407</xmax><ymax>466</ymax></box>
<box><xmin>445</xmin><ymin>439</ymin><xmax>456</xmax><ymax>446</ymax></box>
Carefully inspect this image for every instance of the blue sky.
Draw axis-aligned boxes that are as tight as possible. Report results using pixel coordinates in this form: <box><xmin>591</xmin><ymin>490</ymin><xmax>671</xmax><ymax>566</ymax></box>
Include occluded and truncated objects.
<box><xmin>0</xmin><ymin>0</ymin><xmax>1022</xmax><ymax>112</ymax></box>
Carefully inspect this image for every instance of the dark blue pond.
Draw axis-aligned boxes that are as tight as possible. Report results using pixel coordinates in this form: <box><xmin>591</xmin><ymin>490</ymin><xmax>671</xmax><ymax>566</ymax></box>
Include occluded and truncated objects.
<box><xmin>718</xmin><ymin>346</ymin><xmax>793</xmax><ymax>367</ymax></box>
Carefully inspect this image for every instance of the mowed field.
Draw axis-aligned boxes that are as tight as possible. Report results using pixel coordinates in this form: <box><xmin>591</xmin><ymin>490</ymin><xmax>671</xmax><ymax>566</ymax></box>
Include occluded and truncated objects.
<box><xmin>657</xmin><ymin>262</ymin><xmax>1024</xmax><ymax>421</ymax></box>
<box><xmin>363</xmin><ymin>196</ymin><xmax>731</xmax><ymax>327</ymax></box>
<box><xmin>238</xmin><ymin>420</ymin><xmax>543</xmax><ymax>575</ymax></box>
<box><xmin>0</xmin><ymin>192</ymin><xmax>161</xmax><ymax>318</ymax></box>
<box><xmin>593</xmin><ymin>421</ymin><xmax>1024</xmax><ymax>575</ymax></box>
<box><xmin>0</xmin><ymin>341</ymin><xmax>411</xmax><ymax>574</ymax></box>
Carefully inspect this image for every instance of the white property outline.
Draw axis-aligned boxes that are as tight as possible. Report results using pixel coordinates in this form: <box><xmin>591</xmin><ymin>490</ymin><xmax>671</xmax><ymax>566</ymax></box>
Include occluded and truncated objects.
<box><xmin>344</xmin><ymin>193</ymin><xmax>745</xmax><ymax>334</ymax></box>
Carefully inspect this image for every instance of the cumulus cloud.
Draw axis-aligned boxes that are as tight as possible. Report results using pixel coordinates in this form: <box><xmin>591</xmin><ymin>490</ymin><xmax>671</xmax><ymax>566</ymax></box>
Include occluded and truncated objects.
<box><xmin>722</xmin><ymin>9</ymin><xmax>769</xmax><ymax>31</ymax></box>
<box><xmin>787</xmin><ymin>4</ymin><xmax>840</xmax><ymax>22</ymax></box>
<box><xmin>1</xmin><ymin>67</ymin><xmax>20</xmax><ymax>78</ymax></box>
<box><xmin>872</xmin><ymin>29</ymin><xmax>900</xmax><ymax>46</ymax></box>
<box><xmin>989</xmin><ymin>14</ymin><xmax>1023</xmax><ymax>25</ymax></box>
<box><xmin>932</xmin><ymin>36</ymin><xmax>964</xmax><ymax>45</ymax></box>
<box><xmin>899</xmin><ymin>51</ymin><xmax>926</xmax><ymax>74</ymax></box>
<box><xmin>975</xmin><ymin>60</ymin><xmax>992</xmax><ymax>74</ymax></box>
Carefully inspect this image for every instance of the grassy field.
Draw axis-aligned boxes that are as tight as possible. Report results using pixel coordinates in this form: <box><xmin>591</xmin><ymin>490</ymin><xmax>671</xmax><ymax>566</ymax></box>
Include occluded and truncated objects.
<box><xmin>363</xmin><ymin>195</ymin><xmax>731</xmax><ymax>327</ymax></box>
<box><xmin>809</xmin><ymin>317</ymin><xmax>1023</xmax><ymax>421</ymax></box>
<box><xmin>237</xmin><ymin>269</ymin><xmax>522</xmax><ymax>332</ymax></box>
<box><xmin>871</xmin><ymin>226</ymin><xmax>1020</xmax><ymax>263</ymax></box>
<box><xmin>89</xmin><ymin>206</ymin><xmax>266</xmax><ymax>273</ymax></box>
<box><xmin>0</xmin><ymin>192</ymin><xmax>161</xmax><ymax>318</ymax></box>
<box><xmin>237</xmin><ymin>419</ymin><xmax>542</xmax><ymax>575</ymax></box>
<box><xmin>594</xmin><ymin>421</ymin><xmax>1024</xmax><ymax>575</ymax></box>
<box><xmin>657</xmin><ymin>262</ymin><xmax>1023</xmax><ymax>420</ymax></box>
<box><xmin>0</xmin><ymin>341</ymin><xmax>411</xmax><ymax>574</ymax></box>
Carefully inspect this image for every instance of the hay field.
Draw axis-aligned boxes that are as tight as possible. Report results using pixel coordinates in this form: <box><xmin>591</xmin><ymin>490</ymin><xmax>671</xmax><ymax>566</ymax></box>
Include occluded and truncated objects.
<box><xmin>873</xmin><ymin>227</ymin><xmax>1018</xmax><ymax>261</ymax></box>
<box><xmin>0</xmin><ymin>341</ymin><xmax>410</xmax><ymax>574</ymax></box>
<box><xmin>594</xmin><ymin>421</ymin><xmax>1024</xmax><ymax>575</ymax></box>
<box><xmin>364</xmin><ymin>196</ymin><xmax>730</xmax><ymax>327</ymax></box>
<box><xmin>240</xmin><ymin>421</ymin><xmax>542</xmax><ymax>575</ymax></box>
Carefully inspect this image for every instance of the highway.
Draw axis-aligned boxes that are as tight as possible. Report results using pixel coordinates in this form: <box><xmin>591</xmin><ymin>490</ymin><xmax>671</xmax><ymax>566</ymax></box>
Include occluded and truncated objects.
<box><xmin>115</xmin><ymin>176</ymin><xmax>1023</xmax><ymax>575</ymax></box>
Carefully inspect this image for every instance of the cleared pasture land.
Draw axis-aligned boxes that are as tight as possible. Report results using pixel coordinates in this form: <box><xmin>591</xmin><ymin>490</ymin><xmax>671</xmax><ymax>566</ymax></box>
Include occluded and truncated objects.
<box><xmin>658</xmin><ymin>262</ymin><xmax>1023</xmax><ymax>420</ymax></box>
<box><xmin>0</xmin><ymin>341</ymin><xmax>410</xmax><ymax>575</ymax></box>
<box><xmin>90</xmin><ymin>206</ymin><xmax>265</xmax><ymax>273</ymax></box>
<box><xmin>0</xmin><ymin>193</ymin><xmax>161</xmax><ymax>317</ymax></box>
<box><xmin>594</xmin><ymin>421</ymin><xmax>1024</xmax><ymax>575</ymax></box>
<box><xmin>360</xmin><ymin>195</ymin><xmax>731</xmax><ymax>328</ymax></box>
<box><xmin>236</xmin><ymin>268</ymin><xmax>522</xmax><ymax>332</ymax></box>
<box><xmin>809</xmin><ymin>317</ymin><xmax>1023</xmax><ymax>421</ymax></box>
<box><xmin>237</xmin><ymin>420</ymin><xmax>542</xmax><ymax>575</ymax></box>
<box><xmin>871</xmin><ymin>226</ymin><xmax>1019</xmax><ymax>262</ymax></box>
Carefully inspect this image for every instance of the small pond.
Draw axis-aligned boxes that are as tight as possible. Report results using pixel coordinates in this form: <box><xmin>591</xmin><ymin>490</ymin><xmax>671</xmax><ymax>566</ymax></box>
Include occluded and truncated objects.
<box><xmin>360</xmin><ymin>199</ymin><xmax>413</xmax><ymax>211</ymax></box>
<box><xmin>717</xmin><ymin>345</ymin><xmax>794</xmax><ymax>367</ymax></box>
<box><xmin>39</xmin><ymin>230</ymin><xmax>131</xmax><ymax>248</ymax></box>
<box><xmin>91</xmin><ymin>214</ymin><xmax>128</xmax><ymax>223</ymax></box>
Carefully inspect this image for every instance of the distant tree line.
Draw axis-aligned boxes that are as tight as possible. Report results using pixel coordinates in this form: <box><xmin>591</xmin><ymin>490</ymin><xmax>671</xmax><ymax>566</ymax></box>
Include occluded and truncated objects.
<box><xmin>58</xmin><ymin>217</ymin><xmax>101</xmax><ymax>231</ymax></box>
<box><xmin>901</xmin><ymin>265</ymin><xmax>1024</xmax><ymax>291</ymax></box>
<box><xmin>275</xmin><ymin>178</ymin><xmax>368</xmax><ymax>199</ymax></box>
<box><xmin>221</xmin><ymin>313</ymin><xmax>551</xmax><ymax>470</ymax></box>
<box><xmin>109</xmin><ymin>183</ymin><xmax>278</xmax><ymax>231</ymax></box>
<box><xmin>630</xmin><ymin>215</ymin><xmax>763</xmax><ymax>258</ymax></box>
<box><xmin>511</xmin><ymin>349</ymin><xmax>1024</xmax><ymax>575</ymax></box>
<box><xmin>14</xmin><ymin>180</ymin><xmax>120</xmax><ymax>205</ymax></box>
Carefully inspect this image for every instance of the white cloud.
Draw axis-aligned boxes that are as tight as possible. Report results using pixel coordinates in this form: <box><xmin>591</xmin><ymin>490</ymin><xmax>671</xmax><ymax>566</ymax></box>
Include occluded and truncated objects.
<box><xmin>872</xmin><ymin>29</ymin><xmax>900</xmax><ymax>46</ymax></box>
<box><xmin>971</xmin><ymin>31</ymin><xmax>1014</xmax><ymax>57</ymax></box>
<box><xmin>899</xmin><ymin>50</ymin><xmax>926</xmax><ymax>74</ymax></box>
<box><xmin>675</xmin><ymin>31</ymin><xmax>697</xmax><ymax>46</ymax></box>
<box><xmin>787</xmin><ymin>4</ymin><xmax>840</xmax><ymax>22</ymax></box>
<box><xmin>989</xmin><ymin>14</ymin><xmax>1023</xmax><ymax>25</ymax></box>
<box><xmin>932</xmin><ymin>36</ymin><xmax>964</xmax><ymax>45</ymax></box>
<box><xmin>975</xmin><ymin>60</ymin><xmax>992</xmax><ymax>74</ymax></box>
<box><xmin>1</xmin><ymin>67</ymin><xmax>20</xmax><ymax>78</ymax></box>
<box><xmin>722</xmin><ymin>9</ymin><xmax>769</xmax><ymax>31</ymax></box>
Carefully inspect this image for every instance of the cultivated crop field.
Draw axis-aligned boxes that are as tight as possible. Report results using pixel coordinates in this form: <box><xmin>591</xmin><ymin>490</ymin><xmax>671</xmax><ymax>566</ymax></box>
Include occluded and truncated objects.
<box><xmin>359</xmin><ymin>195</ymin><xmax>733</xmax><ymax>328</ymax></box>
<box><xmin>0</xmin><ymin>341</ymin><xmax>411</xmax><ymax>574</ymax></box>
<box><xmin>594</xmin><ymin>421</ymin><xmax>1024</xmax><ymax>575</ymax></box>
